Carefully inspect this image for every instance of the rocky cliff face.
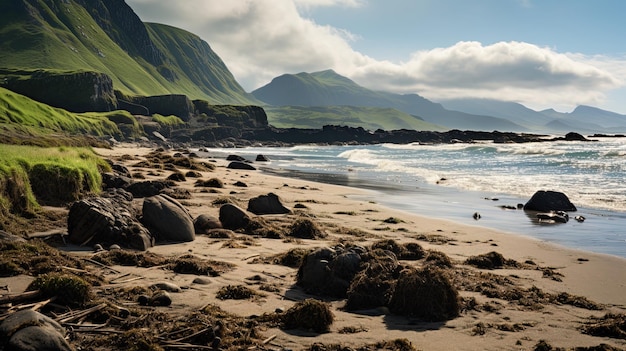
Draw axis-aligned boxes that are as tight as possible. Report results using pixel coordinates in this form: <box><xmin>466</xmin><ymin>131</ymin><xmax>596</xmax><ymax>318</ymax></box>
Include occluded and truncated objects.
<box><xmin>3</xmin><ymin>70</ymin><xmax>117</xmax><ymax>112</ymax></box>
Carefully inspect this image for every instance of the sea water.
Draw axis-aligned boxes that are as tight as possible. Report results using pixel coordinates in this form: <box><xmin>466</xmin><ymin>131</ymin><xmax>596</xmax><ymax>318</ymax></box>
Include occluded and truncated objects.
<box><xmin>203</xmin><ymin>137</ymin><xmax>626</xmax><ymax>258</ymax></box>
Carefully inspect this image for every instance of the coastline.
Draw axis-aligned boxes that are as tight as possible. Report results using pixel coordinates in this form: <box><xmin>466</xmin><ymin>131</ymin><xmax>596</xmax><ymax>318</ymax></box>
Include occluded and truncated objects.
<box><xmin>3</xmin><ymin>143</ymin><xmax>625</xmax><ymax>350</ymax></box>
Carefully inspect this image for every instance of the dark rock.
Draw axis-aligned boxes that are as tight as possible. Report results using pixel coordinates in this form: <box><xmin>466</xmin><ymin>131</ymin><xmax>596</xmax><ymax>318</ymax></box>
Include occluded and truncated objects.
<box><xmin>247</xmin><ymin>193</ymin><xmax>291</xmax><ymax>215</ymax></box>
<box><xmin>127</xmin><ymin>180</ymin><xmax>173</xmax><ymax>198</ymax></box>
<box><xmin>150</xmin><ymin>291</ymin><xmax>172</xmax><ymax>306</ymax></box>
<box><xmin>219</xmin><ymin>203</ymin><xmax>251</xmax><ymax>230</ymax></box>
<box><xmin>255</xmin><ymin>154</ymin><xmax>270</xmax><ymax>162</ymax></box>
<box><xmin>226</xmin><ymin>155</ymin><xmax>247</xmax><ymax>162</ymax></box>
<box><xmin>108</xmin><ymin>161</ymin><xmax>132</xmax><ymax>178</ymax></box>
<box><xmin>193</xmin><ymin>214</ymin><xmax>223</xmax><ymax>234</ymax></box>
<box><xmin>563</xmin><ymin>132</ymin><xmax>588</xmax><ymax>141</ymax></box>
<box><xmin>67</xmin><ymin>190</ymin><xmax>153</xmax><ymax>250</ymax></box>
<box><xmin>227</xmin><ymin>161</ymin><xmax>256</xmax><ymax>170</ymax></box>
<box><xmin>233</xmin><ymin>181</ymin><xmax>248</xmax><ymax>187</ymax></box>
<box><xmin>524</xmin><ymin>190</ymin><xmax>577</xmax><ymax>212</ymax></box>
<box><xmin>101</xmin><ymin>172</ymin><xmax>133</xmax><ymax>189</ymax></box>
<box><xmin>142</xmin><ymin>194</ymin><xmax>195</xmax><ymax>242</ymax></box>
<box><xmin>0</xmin><ymin>310</ymin><xmax>72</xmax><ymax>351</ymax></box>
<box><xmin>296</xmin><ymin>247</ymin><xmax>336</xmax><ymax>295</ymax></box>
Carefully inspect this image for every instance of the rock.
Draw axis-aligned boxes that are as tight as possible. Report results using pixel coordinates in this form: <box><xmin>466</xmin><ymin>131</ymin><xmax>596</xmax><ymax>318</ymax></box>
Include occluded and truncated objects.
<box><xmin>523</xmin><ymin>190</ymin><xmax>577</xmax><ymax>212</ymax></box>
<box><xmin>101</xmin><ymin>172</ymin><xmax>133</xmax><ymax>189</ymax></box>
<box><xmin>142</xmin><ymin>194</ymin><xmax>195</xmax><ymax>242</ymax></box>
<box><xmin>67</xmin><ymin>190</ymin><xmax>153</xmax><ymax>250</ymax></box>
<box><xmin>0</xmin><ymin>310</ymin><xmax>72</xmax><ymax>351</ymax></box>
<box><xmin>255</xmin><ymin>154</ymin><xmax>270</xmax><ymax>162</ymax></box>
<box><xmin>296</xmin><ymin>247</ymin><xmax>336</xmax><ymax>294</ymax></box>
<box><xmin>233</xmin><ymin>181</ymin><xmax>248</xmax><ymax>187</ymax></box>
<box><xmin>227</xmin><ymin>161</ymin><xmax>256</xmax><ymax>170</ymax></box>
<box><xmin>149</xmin><ymin>291</ymin><xmax>172</xmax><ymax>306</ymax></box>
<box><xmin>150</xmin><ymin>282</ymin><xmax>182</xmax><ymax>293</ymax></box>
<box><xmin>193</xmin><ymin>214</ymin><xmax>222</xmax><ymax>234</ymax></box>
<box><xmin>564</xmin><ymin>132</ymin><xmax>588</xmax><ymax>141</ymax></box>
<box><xmin>167</xmin><ymin>172</ymin><xmax>186</xmax><ymax>182</ymax></box>
<box><xmin>192</xmin><ymin>277</ymin><xmax>212</xmax><ymax>285</ymax></box>
<box><xmin>127</xmin><ymin>180</ymin><xmax>173</xmax><ymax>198</ymax></box>
<box><xmin>226</xmin><ymin>155</ymin><xmax>247</xmax><ymax>161</ymax></box>
<box><xmin>219</xmin><ymin>203</ymin><xmax>251</xmax><ymax>230</ymax></box>
<box><xmin>247</xmin><ymin>193</ymin><xmax>291</xmax><ymax>215</ymax></box>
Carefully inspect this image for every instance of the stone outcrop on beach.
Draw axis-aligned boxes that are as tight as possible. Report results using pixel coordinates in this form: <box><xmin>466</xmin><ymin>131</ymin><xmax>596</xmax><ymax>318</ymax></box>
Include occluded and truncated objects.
<box><xmin>247</xmin><ymin>193</ymin><xmax>291</xmax><ymax>215</ymax></box>
<box><xmin>0</xmin><ymin>309</ymin><xmax>73</xmax><ymax>351</ymax></box>
<box><xmin>523</xmin><ymin>190</ymin><xmax>577</xmax><ymax>212</ymax></box>
<box><xmin>218</xmin><ymin>203</ymin><xmax>252</xmax><ymax>230</ymax></box>
<box><xmin>142</xmin><ymin>194</ymin><xmax>195</xmax><ymax>242</ymax></box>
<box><xmin>67</xmin><ymin>189</ymin><xmax>154</xmax><ymax>250</ymax></box>
<box><xmin>193</xmin><ymin>214</ymin><xmax>223</xmax><ymax>234</ymax></box>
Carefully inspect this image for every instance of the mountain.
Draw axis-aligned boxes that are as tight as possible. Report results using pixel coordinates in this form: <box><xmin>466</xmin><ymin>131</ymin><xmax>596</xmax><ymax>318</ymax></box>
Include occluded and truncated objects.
<box><xmin>0</xmin><ymin>0</ymin><xmax>255</xmax><ymax>104</ymax></box>
<box><xmin>253</xmin><ymin>70</ymin><xmax>527</xmax><ymax>131</ymax></box>
<box><xmin>440</xmin><ymin>99</ymin><xmax>626</xmax><ymax>133</ymax></box>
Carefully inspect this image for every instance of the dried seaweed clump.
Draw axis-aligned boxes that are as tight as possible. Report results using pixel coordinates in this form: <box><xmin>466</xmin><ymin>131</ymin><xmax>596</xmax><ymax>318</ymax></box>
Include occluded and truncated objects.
<box><xmin>92</xmin><ymin>249</ymin><xmax>167</xmax><ymax>268</ymax></box>
<box><xmin>0</xmin><ymin>239</ymin><xmax>86</xmax><ymax>276</ymax></box>
<box><xmin>424</xmin><ymin>250</ymin><xmax>453</xmax><ymax>268</ymax></box>
<box><xmin>27</xmin><ymin>273</ymin><xmax>93</xmax><ymax>306</ymax></box>
<box><xmin>370</xmin><ymin>239</ymin><xmax>424</xmax><ymax>260</ymax></box>
<box><xmin>306</xmin><ymin>339</ymin><xmax>416</xmax><ymax>351</ymax></box>
<box><xmin>581</xmin><ymin>313</ymin><xmax>626</xmax><ymax>339</ymax></box>
<box><xmin>216</xmin><ymin>285</ymin><xmax>256</xmax><ymax>300</ymax></box>
<box><xmin>344</xmin><ymin>249</ymin><xmax>399</xmax><ymax>311</ymax></box>
<box><xmin>195</xmin><ymin>178</ymin><xmax>224</xmax><ymax>188</ymax></box>
<box><xmin>288</xmin><ymin>217</ymin><xmax>327</xmax><ymax>239</ymax></box>
<box><xmin>252</xmin><ymin>247</ymin><xmax>311</xmax><ymax>268</ymax></box>
<box><xmin>282</xmin><ymin>299</ymin><xmax>334</xmax><ymax>333</ymax></box>
<box><xmin>388</xmin><ymin>266</ymin><xmax>460</xmax><ymax>321</ymax></box>
<box><xmin>167</xmin><ymin>254</ymin><xmax>233</xmax><ymax>276</ymax></box>
<box><xmin>465</xmin><ymin>251</ymin><xmax>514</xmax><ymax>269</ymax></box>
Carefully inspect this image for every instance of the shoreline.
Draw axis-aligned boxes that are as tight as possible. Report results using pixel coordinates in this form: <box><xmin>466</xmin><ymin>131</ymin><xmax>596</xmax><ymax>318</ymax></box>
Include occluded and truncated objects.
<box><xmin>3</xmin><ymin>143</ymin><xmax>625</xmax><ymax>350</ymax></box>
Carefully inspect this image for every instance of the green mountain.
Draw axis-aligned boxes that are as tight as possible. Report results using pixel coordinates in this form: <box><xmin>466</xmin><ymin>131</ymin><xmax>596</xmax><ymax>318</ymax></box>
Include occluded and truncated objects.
<box><xmin>0</xmin><ymin>0</ymin><xmax>255</xmax><ymax>104</ymax></box>
<box><xmin>253</xmin><ymin>70</ymin><xmax>527</xmax><ymax>131</ymax></box>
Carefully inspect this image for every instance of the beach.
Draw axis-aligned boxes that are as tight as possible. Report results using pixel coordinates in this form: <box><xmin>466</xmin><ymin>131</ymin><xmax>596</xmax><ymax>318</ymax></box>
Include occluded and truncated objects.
<box><xmin>2</xmin><ymin>143</ymin><xmax>625</xmax><ymax>350</ymax></box>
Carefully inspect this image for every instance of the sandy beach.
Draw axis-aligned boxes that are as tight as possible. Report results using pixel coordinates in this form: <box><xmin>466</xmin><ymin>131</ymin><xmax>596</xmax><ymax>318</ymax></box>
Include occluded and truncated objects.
<box><xmin>2</xmin><ymin>143</ymin><xmax>625</xmax><ymax>351</ymax></box>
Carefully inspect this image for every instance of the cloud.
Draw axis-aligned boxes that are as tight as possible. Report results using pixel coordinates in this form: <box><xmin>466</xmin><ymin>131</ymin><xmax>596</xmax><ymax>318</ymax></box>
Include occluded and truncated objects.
<box><xmin>350</xmin><ymin>41</ymin><xmax>622</xmax><ymax>108</ymax></box>
<box><xmin>126</xmin><ymin>0</ymin><xmax>625</xmax><ymax>110</ymax></box>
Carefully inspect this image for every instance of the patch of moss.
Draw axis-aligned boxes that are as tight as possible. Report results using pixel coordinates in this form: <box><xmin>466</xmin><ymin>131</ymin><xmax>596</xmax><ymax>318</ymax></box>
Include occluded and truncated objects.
<box><xmin>28</xmin><ymin>272</ymin><xmax>93</xmax><ymax>306</ymax></box>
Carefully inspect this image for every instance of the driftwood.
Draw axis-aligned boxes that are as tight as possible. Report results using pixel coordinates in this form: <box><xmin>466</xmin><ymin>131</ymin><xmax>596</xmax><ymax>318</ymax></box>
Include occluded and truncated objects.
<box><xmin>0</xmin><ymin>290</ymin><xmax>41</xmax><ymax>305</ymax></box>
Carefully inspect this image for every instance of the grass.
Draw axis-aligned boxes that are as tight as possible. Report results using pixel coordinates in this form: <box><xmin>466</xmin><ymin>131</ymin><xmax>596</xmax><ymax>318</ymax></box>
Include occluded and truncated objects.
<box><xmin>0</xmin><ymin>144</ymin><xmax>109</xmax><ymax>215</ymax></box>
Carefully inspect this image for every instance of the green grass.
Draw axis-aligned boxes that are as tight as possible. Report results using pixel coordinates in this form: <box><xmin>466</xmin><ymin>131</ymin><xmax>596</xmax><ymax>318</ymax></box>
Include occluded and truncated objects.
<box><xmin>0</xmin><ymin>144</ymin><xmax>109</xmax><ymax>215</ymax></box>
<box><xmin>266</xmin><ymin>105</ymin><xmax>445</xmax><ymax>131</ymax></box>
<box><xmin>151</xmin><ymin>114</ymin><xmax>185</xmax><ymax>127</ymax></box>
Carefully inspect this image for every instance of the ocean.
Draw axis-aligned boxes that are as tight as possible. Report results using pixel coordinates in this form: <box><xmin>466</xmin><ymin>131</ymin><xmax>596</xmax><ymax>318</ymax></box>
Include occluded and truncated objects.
<box><xmin>203</xmin><ymin>136</ymin><xmax>626</xmax><ymax>258</ymax></box>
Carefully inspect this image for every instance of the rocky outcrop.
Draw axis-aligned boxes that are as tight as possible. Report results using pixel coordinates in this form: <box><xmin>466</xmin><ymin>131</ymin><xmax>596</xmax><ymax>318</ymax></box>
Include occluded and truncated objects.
<box><xmin>3</xmin><ymin>70</ymin><xmax>117</xmax><ymax>112</ymax></box>
<box><xmin>142</xmin><ymin>194</ymin><xmax>195</xmax><ymax>242</ymax></box>
<box><xmin>218</xmin><ymin>203</ymin><xmax>251</xmax><ymax>230</ymax></box>
<box><xmin>523</xmin><ymin>190</ymin><xmax>577</xmax><ymax>212</ymax></box>
<box><xmin>67</xmin><ymin>189</ymin><xmax>153</xmax><ymax>250</ymax></box>
<box><xmin>247</xmin><ymin>193</ymin><xmax>291</xmax><ymax>215</ymax></box>
<box><xmin>132</xmin><ymin>95</ymin><xmax>194</xmax><ymax>121</ymax></box>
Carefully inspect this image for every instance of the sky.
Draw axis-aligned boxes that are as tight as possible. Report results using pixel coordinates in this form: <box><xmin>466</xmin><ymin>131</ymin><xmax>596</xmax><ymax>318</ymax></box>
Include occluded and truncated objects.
<box><xmin>125</xmin><ymin>0</ymin><xmax>626</xmax><ymax>114</ymax></box>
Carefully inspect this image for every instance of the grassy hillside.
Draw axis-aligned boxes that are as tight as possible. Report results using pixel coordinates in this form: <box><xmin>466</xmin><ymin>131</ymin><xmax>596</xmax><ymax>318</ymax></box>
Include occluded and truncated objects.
<box><xmin>0</xmin><ymin>87</ymin><xmax>140</xmax><ymax>145</ymax></box>
<box><xmin>0</xmin><ymin>0</ymin><xmax>256</xmax><ymax>104</ymax></box>
<box><xmin>266</xmin><ymin>106</ymin><xmax>445</xmax><ymax>131</ymax></box>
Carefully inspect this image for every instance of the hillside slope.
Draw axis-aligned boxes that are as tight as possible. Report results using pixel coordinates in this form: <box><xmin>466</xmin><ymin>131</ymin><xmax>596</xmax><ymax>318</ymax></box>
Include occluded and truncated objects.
<box><xmin>0</xmin><ymin>0</ymin><xmax>255</xmax><ymax>104</ymax></box>
<box><xmin>253</xmin><ymin>70</ymin><xmax>526</xmax><ymax>131</ymax></box>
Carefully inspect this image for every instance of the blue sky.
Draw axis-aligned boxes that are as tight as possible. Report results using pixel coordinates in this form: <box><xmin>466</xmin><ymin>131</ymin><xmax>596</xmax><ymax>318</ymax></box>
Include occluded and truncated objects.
<box><xmin>126</xmin><ymin>0</ymin><xmax>626</xmax><ymax>114</ymax></box>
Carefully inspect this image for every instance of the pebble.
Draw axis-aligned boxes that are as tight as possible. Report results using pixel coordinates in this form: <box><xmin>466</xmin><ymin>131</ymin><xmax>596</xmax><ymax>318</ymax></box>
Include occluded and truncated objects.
<box><xmin>192</xmin><ymin>277</ymin><xmax>212</xmax><ymax>285</ymax></box>
<box><xmin>150</xmin><ymin>282</ymin><xmax>182</xmax><ymax>293</ymax></box>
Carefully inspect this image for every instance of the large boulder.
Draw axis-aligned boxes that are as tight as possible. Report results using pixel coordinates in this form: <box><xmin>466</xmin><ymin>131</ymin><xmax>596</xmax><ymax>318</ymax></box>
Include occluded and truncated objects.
<box><xmin>68</xmin><ymin>189</ymin><xmax>153</xmax><ymax>250</ymax></box>
<box><xmin>227</xmin><ymin>161</ymin><xmax>256</xmax><ymax>170</ymax></box>
<box><xmin>142</xmin><ymin>194</ymin><xmax>195</xmax><ymax>242</ymax></box>
<box><xmin>219</xmin><ymin>203</ymin><xmax>251</xmax><ymax>230</ymax></box>
<box><xmin>523</xmin><ymin>190</ymin><xmax>577</xmax><ymax>212</ymax></box>
<box><xmin>0</xmin><ymin>310</ymin><xmax>73</xmax><ymax>351</ymax></box>
<box><xmin>247</xmin><ymin>193</ymin><xmax>291</xmax><ymax>215</ymax></box>
<box><xmin>127</xmin><ymin>180</ymin><xmax>174</xmax><ymax>198</ymax></box>
<box><xmin>193</xmin><ymin>214</ymin><xmax>223</xmax><ymax>234</ymax></box>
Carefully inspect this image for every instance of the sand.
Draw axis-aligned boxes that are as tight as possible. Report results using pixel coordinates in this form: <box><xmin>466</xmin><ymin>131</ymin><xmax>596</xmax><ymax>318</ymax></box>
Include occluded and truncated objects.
<box><xmin>3</xmin><ymin>143</ymin><xmax>625</xmax><ymax>350</ymax></box>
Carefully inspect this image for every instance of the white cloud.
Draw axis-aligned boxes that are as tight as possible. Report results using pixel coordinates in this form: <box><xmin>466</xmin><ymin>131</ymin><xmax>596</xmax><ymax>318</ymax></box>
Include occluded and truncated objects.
<box><xmin>126</xmin><ymin>0</ymin><xmax>626</xmax><ymax>110</ymax></box>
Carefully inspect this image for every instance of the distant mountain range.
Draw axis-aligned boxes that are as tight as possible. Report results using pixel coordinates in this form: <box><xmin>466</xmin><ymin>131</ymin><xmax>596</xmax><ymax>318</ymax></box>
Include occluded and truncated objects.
<box><xmin>253</xmin><ymin>70</ymin><xmax>626</xmax><ymax>133</ymax></box>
